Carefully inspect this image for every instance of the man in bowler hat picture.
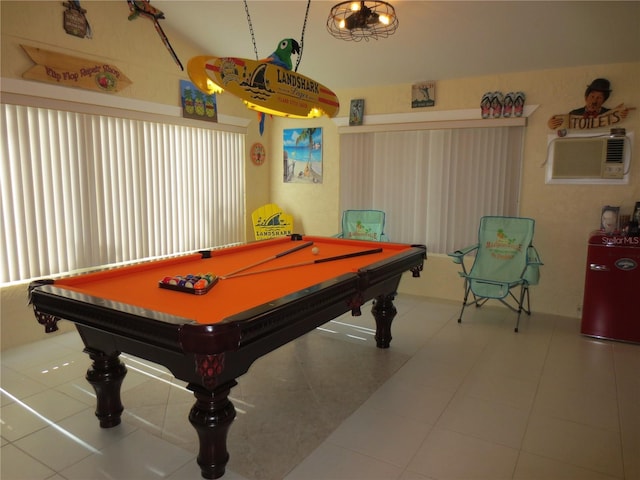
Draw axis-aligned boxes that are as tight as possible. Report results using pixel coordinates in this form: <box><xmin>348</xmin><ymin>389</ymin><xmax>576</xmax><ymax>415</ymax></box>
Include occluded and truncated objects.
<box><xmin>570</xmin><ymin>78</ymin><xmax>612</xmax><ymax>118</ymax></box>
<box><xmin>548</xmin><ymin>77</ymin><xmax>631</xmax><ymax>130</ymax></box>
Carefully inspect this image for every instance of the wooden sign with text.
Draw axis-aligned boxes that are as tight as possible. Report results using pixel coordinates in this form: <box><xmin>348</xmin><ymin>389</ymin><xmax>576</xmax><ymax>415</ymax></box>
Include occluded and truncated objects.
<box><xmin>548</xmin><ymin>104</ymin><xmax>634</xmax><ymax>131</ymax></box>
<box><xmin>21</xmin><ymin>45</ymin><xmax>131</xmax><ymax>93</ymax></box>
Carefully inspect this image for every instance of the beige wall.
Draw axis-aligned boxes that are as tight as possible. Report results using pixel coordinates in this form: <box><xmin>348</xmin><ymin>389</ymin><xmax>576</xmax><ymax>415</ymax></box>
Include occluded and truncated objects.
<box><xmin>269</xmin><ymin>63</ymin><xmax>640</xmax><ymax>319</ymax></box>
<box><xmin>1</xmin><ymin>2</ymin><xmax>243</xmax><ymax>111</ymax></box>
<box><xmin>0</xmin><ymin>1</ymin><xmax>269</xmax><ymax>349</ymax></box>
<box><xmin>1</xmin><ymin>1</ymin><xmax>638</xmax><ymax>349</ymax></box>
<box><xmin>0</xmin><ymin>1</ymin><xmax>272</xmax><ymax>237</ymax></box>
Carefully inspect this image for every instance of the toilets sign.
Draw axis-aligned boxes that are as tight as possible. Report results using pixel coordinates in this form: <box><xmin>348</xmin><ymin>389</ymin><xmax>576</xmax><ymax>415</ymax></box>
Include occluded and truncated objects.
<box><xmin>547</xmin><ymin>78</ymin><xmax>634</xmax><ymax>132</ymax></box>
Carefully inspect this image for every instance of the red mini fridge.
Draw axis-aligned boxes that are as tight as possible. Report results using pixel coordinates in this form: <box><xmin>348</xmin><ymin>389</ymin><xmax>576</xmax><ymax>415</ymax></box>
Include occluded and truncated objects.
<box><xmin>581</xmin><ymin>231</ymin><xmax>640</xmax><ymax>343</ymax></box>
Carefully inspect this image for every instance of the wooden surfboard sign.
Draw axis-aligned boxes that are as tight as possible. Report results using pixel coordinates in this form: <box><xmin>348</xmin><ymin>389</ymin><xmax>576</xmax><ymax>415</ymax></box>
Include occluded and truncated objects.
<box><xmin>188</xmin><ymin>55</ymin><xmax>339</xmax><ymax>119</ymax></box>
<box><xmin>21</xmin><ymin>45</ymin><xmax>131</xmax><ymax>93</ymax></box>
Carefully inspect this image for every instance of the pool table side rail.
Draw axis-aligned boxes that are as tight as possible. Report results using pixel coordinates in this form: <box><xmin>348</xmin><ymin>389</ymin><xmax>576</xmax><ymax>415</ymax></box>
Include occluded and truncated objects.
<box><xmin>208</xmin><ymin>245</ymin><xmax>427</xmax><ymax>360</ymax></box>
<box><xmin>28</xmin><ymin>274</ymin><xmax>366</xmax><ymax>388</ymax></box>
<box><xmin>29</xmin><ymin>284</ymin><xmax>202</xmax><ymax>353</ymax></box>
<box><xmin>193</xmin><ymin>277</ymin><xmax>368</xmax><ymax>385</ymax></box>
<box><xmin>29</xmin><ymin>273</ymin><xmax>362</xmax><ymax>358</ymax></box>
<box><xmin>180</xmin><ymin>273</ymin><xmax>359</xmax><ymax>354</ymax></box>
<box><xmin>356</xmin><ymin>246</ymin><xmax>426</xmax><ymax>287</ymax></box>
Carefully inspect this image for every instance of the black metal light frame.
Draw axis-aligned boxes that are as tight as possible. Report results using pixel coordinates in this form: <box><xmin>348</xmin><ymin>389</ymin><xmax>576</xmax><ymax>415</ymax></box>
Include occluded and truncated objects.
<box><xmin>327</xmin><ymin>1</ymin><xmax>399</xmax><ymax>41</ymax></box>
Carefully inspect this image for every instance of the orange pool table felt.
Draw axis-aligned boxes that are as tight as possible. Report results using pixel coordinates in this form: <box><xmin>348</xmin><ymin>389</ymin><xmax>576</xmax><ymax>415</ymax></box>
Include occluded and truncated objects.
<box><xmin>53</xmin><ymin>236</ymin><xmax>411</xmax><ymax>324</ymax></box>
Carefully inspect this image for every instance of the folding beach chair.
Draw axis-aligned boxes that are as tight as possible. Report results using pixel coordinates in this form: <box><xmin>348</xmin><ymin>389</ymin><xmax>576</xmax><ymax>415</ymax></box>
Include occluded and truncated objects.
<box><xmin>336</xmin><ymin>210</ymin><xmax>388</xmax><ymax>242</ymax></box>
<box><xmin>448</xmin><ymin>216</ymin><xmax>542</xmax><ymax>332</ymax></box>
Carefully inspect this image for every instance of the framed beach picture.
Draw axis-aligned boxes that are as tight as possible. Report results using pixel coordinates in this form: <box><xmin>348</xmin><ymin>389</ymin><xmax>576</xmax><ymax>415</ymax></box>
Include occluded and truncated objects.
<box><xmin>349</xmin><ymin>99</ymin><xmax>364</xmax><ymax>126</ymax></box>
<box><xmin>411</xmin><ymin>81</ymin><xmax>436</xmax><ymax>108</ymax></box>
<box><xmin>283</xmin><ymin>127</ymin><xmax>323</xmax><ymax>184</ymax></box>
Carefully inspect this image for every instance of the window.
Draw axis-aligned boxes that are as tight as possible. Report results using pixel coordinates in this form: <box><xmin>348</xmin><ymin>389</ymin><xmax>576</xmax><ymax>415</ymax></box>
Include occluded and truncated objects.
<box><xmin>1</xmin><ymin>103</ymin><xmax>245</xmax><ymax>284</ymax></box>
<box><xmin>340</xmin><ymin>127</ymin><xmax>524</xmax><ymax>253</ymax></box>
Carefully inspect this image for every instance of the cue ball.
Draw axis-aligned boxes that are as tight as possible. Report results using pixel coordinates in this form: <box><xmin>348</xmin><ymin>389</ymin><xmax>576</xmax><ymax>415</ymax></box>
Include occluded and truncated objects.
<box><xmin>311</xmin><ymin>247</ymin><xmax>320</xmax><ymax>255</ymax></box>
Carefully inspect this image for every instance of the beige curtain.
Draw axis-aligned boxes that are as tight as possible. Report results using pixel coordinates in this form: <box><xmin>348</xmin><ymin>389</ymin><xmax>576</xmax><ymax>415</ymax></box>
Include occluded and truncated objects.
<box><xmin>340</xmin><ymin>127</ymin><xmax>524</xmax><ymax>253</ymax></box>
<box><xmin>1</xmin><ymin>103</ymin><xmax>245</xmax><ymax>283</ymax></box>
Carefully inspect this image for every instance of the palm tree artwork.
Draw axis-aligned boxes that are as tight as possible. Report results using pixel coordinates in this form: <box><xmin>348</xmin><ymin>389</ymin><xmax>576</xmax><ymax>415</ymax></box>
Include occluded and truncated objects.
<box><xmin>283</xmin><ymin>127</ymin><xmax>322</xmax><ymax>184</ymax></box>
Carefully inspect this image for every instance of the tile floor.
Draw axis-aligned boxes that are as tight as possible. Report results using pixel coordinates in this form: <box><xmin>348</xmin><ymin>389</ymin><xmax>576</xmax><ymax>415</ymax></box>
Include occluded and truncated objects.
<box><xmin>1</xmin><ymin>295</ymin><xmax>639</xmax><ymax>480</ymax></box>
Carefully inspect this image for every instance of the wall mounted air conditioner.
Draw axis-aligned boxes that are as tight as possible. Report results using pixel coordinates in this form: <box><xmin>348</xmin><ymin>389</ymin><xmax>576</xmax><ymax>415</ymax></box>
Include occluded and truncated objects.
<box><xmin>545</xmin><ymin>129</ymin><xmax>632</xmax><ymax>184</ymax></box>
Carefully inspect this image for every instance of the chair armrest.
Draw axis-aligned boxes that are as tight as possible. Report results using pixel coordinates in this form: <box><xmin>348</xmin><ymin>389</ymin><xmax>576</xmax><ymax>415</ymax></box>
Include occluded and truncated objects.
<box><xmin>527</xmin><ymin>245</ymin><xmax>543</xmax><ymax>266</ymax></box>
<box><xmin>524</xmin><ymin>245</ymin><xmax>543</xmax><ymax>285</ymax></box>
<box><xmin>447</xmin><ymin>244</ymin><xmax>479</xmax><ymax>264</ymax></box>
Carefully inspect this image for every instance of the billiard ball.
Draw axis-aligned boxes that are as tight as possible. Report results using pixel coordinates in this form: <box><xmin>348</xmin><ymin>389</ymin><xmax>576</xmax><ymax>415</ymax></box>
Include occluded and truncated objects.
<box><xmin>311</xmin><ymin>247</ymin><xmax>320</xmax><ymax>255</ymax></box>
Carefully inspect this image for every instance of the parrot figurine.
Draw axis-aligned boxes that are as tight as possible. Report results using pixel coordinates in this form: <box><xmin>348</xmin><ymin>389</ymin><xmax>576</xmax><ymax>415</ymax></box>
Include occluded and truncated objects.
<box><xmin>262</xmin><ymin>39</ymin><xmax>301</xmax><ymax>71</ymax></box>
<box><xmin>257</xmin><ymin>38</ymin><xmax>301</xmax><ymax>135</ymax></box>
<box><xmin>127</xmin><ymin>0</ymin><xmax>163</xmax><ymax>20</ymax></box>
<box><xmin>127</xmin><ymin>0</ymin><xmax>183</xmax><ymax>70</ymax></box>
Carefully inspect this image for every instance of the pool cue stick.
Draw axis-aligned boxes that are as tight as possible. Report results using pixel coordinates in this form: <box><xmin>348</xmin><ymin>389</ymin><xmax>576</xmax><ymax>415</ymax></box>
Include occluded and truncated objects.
<box><xmin>221</xmin><ymin>241</ymin><xmax>314</xmax><ymax>279</ymax></box>
<box><xmin>223</xmin><ymin>247</ymin><xmax>383</xmax><ymax>279</ymax></box>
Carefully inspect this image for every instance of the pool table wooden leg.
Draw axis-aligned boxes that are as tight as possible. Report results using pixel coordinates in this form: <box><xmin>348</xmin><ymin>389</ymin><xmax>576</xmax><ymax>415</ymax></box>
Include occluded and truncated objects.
<box><xmin>84</xmin><ymin>348</ymin><xmax>127</xmax><ymax>428</ymax></box>
<box><xmin>372</xmin><ymin>293</ymin><xmax>398</xmax><ymax>348</ymax></box>
<box><xmin>188</xmin><ymin>381</ymin><xmax>237</xmax><ymax>479</ymax></box>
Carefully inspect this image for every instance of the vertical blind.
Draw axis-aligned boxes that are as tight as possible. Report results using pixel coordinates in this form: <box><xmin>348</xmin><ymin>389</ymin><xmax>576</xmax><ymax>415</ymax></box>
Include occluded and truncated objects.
<box><xmin>1</xmin><ymin>103</ymin><xmax>245</xmax><ymax>284</ymax></box>
<box><xmin>340</xmin><ymin>127</ymin><xmax>524</xmax><ymax>253</ymax></box>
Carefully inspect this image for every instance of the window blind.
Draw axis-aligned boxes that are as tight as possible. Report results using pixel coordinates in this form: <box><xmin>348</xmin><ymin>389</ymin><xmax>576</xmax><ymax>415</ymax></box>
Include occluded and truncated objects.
<box><xmin>1</xmin><ymin>103</ymin><xmax>245</xmax><ymax>284</ymax></box>
<box><xmin>340</xmin><ymin>127</ymin><xmax>524</xmax><ymax>254</ymax></box>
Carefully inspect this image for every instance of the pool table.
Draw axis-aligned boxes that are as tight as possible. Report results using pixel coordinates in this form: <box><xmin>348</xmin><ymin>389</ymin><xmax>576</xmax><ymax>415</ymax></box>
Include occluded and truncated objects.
<box><xmin>29</xmin><ymin>235</ymin><xmax>426</xmax><ymax>479</ymax></box>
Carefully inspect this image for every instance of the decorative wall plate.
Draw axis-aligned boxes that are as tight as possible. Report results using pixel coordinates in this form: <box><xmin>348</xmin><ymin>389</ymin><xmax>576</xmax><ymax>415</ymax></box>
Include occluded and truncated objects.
<box><xmin>251</xmin><ymin>142</ymin><xmax>266</xmax><ymax>166</ymax></box>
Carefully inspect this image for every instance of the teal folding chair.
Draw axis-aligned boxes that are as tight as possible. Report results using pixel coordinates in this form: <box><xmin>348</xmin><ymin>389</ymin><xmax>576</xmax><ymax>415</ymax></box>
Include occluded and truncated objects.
<box><xmin>336</xmin><ymin>210</ymin><xmax>389</xmax><ymax>241</ymax></box>
<box><xmin>448</xmin><ymin>216</ymin><xmax>542</xmax><ymax>332</ymax></box>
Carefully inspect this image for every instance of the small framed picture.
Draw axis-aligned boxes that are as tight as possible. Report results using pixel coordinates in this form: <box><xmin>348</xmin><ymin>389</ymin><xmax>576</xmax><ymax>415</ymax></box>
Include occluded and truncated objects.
<box><xmin>349</xmin><ymin>99</ymin><xmax>364</xmax><ymax>126</ymax></box>
<box><xmin>412</xmin><ymin>81</ymin><xmax>436</xmax><ymax>108</ymax></box>
<box><xmin>283</xmin><ymin>127</ymin><xmax>323</xmax><ymax>184</ymax></box>
<box><xmin>600</xmin><ymin>205</ymin><xmax>620</xmax><ymax>233</ymax></box>
<box><xmin>628</xmin><ymin>201</ymin><xmax>640</xmax><ymax>236</ymax></box>
<box><xmin>180</xmin><ymin>80</ymin><xmax>217</xmax><ymax>123</ymax></box>
<box><xmin>632</xmin><ymin>202</ymin><xmax>640</xmax><ymax>224</ymax></box>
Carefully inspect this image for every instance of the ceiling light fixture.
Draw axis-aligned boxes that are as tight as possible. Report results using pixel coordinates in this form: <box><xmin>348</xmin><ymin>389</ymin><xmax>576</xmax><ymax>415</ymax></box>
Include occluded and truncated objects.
<box><xmin>187</xmin><ymin>56</ymin><xmax>339</xmax><ymax>119</ymax></box>
<box><xmin>327</xmin><ymin>1</ymin><xmax>398</xmax><ymax>41</ymax></box>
